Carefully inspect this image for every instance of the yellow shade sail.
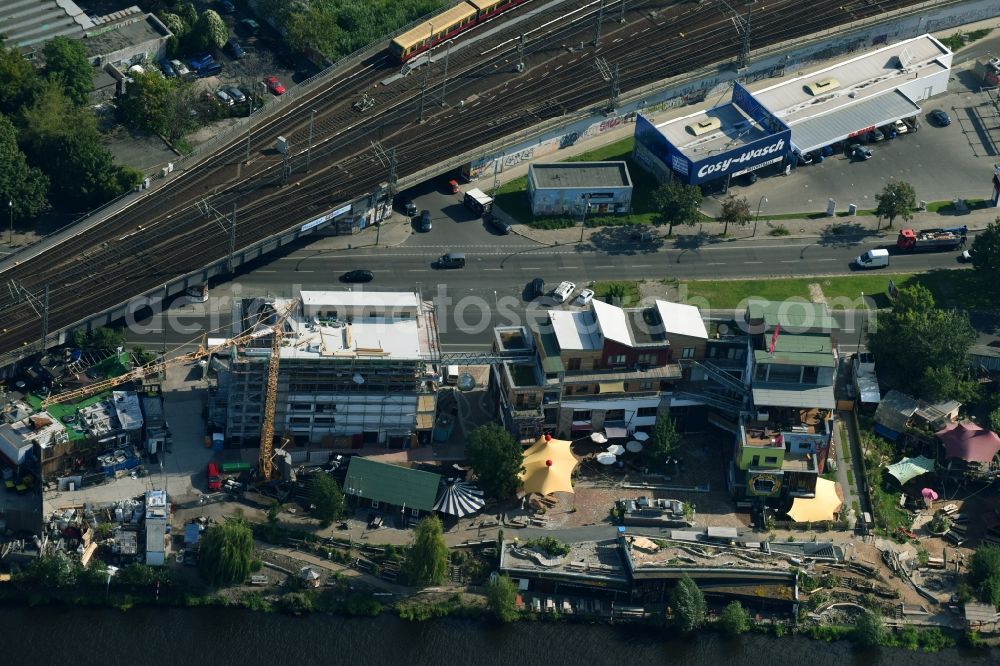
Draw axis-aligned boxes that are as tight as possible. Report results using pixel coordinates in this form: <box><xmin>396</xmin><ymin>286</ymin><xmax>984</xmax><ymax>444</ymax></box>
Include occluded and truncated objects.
<box><xmin>786</xmin><ymin>477</ymin><xmax>842</xmax><ymax>523</ymax></box>
<box><xmin>520</xmin><ymin>435</ymin><xmax>578</xmax><ymax>496</ymax></box>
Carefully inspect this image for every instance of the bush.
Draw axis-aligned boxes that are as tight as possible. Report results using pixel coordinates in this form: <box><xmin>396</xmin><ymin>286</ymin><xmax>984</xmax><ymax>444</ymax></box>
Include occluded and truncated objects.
<box><xmin>768</xmin><ymin>224</ymin><xmax>790</xmax><ymax>236</ymax></box>
<box><xmin>522</xmin><ymin>537</ymin><xmax>570</xmax><ymax>557</ymax></box>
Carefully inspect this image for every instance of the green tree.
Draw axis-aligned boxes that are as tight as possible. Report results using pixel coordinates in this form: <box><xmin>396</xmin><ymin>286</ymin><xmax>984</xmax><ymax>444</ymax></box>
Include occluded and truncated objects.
<box><xmin>651</xmin><ymin>180</ymin><xmax>703</xmax><ymax>235</ymax></box>
<box><xmin>42</xmin><ymin>37</ymin><xmax>93</xmax><ymax>106</ymax></box>
<box><xmin>117</xmin><ymin>71</ymin><xmax>196</xmax><ymax>141</ymax></box>
<box><xmin>159</xmin><ymin>12</ymin><xmax>188</xmax><ymax>38</ymax></box>
<box><xmin>73</xmin><ymin>326</ymin><xmax>126</xmax><ymax>350</ymax></box>
<box><xmin>0</xmin><ymin>41</ymin><xmax>39</xmax><ymax>114</ymax></box>
<box><xmin>309</xmin><ymin>473</ymin><xmax>345</xmax><ymax>527</ymax></box>
<box><xmin>467</xmin><ymin>423</ymin><xmax>523</xmax><ymax>500</ymax></box>
<box><xmin>670</xmin><ymin>574</ymin><xmax>706</xmax><ymax>632</ymax></box>
<box><xmin>854</xmin><ymin>609</ymin><xmax>886</xmax><ymax>647</ymax></box>
<box><xmin>0</xmin><ymin>113</ymin><xmax>49</xmax><ymax>219</ymax></box>
<box><xmin>198</xmin><ymin>518</ymin><xmax>255</xmax><ymax>585</ymax></box>
<box><xmin>867</xmin><ymin>284</ymin><xmax>977</xmax><ymax>401</ymax></box>
<box><xmin>643</xmin><ymin>411</ymin><xmax>680</xmax><ymax>473</ymax></box>
<box><xmin>971</xmin><ymin>218</ymin><xmax>1000</xmax><ymax>275</ymax></box>
<box><xmin>874</xmin><ymin>180</ymin><xmax>916</xmax><ymax>230</ymax></box>
<box><xmin>189</xmin><ymin>9</ymin><xmax>229</xmax><ymax>51</ymax></box>
<box><xmin>990</xmin><ymin>405</ymin><xmax>1000</xmax><ymax>433</ymax></box>
<box><xmin>486</xmin><ymin>574</ymin><xmax>519</xmax><ymax>622</ymax></box>
<box><xmin>718</xmin><ymin>599</ymin><xmax>750</xmax><ymax>636</ymax></box>
<box><xmin>175</xmin><ymin>2</ymin><xmax>199</xmax><ymax>31</ymax></box>
<box><xmin>14</xmin><ymin>553</ymin><xmax>78</xmax><ymax>588</ymax></box>
<box><xmin>719</xmin><ymin>195</ymin><xmax>751</xmax><ymax>235</ymax></box>
<box><xmin>403</xmin><ymin>515</ymin><xmax>449</xmax><ymax>587</ymax></box>
<box><xmin>969</xmin><ymin>544</ymin><xmax>1000</xmax><ymax>608</ymax></box>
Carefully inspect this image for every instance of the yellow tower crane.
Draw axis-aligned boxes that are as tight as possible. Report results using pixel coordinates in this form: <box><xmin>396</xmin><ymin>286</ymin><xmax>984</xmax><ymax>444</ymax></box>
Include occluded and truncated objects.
<box><xmin>257</xmin><ymin>298</ymin><xmax>298</xmax><ymax>481</ymax></box>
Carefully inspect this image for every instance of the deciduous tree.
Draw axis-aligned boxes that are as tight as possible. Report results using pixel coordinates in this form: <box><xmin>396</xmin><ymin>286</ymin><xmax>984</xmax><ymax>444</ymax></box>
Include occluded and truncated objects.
<box><xmin>42</xmin><ymin>37</ymin><xmax>93</xmax><ymax>106</ymax></box>
<box><xmin>0</xmin><ymin>40</ymin><xmax>39</xmax><ymax>114</ymax></box>
<box><xmin>969</xmin><ymin>544</ymin><xmax>1000</xmax><ymax>608</ymax></box>
<box><xmin>190</xmin><ymin>9</ymin><xmax>228</xmax><ymax>51</ymax></box>
<box><xmin>651</xmin><ymin>180</ymin><xmax>703</xmax><ymax>235</ymax></box>
<box><xmin>643</xmin><ymin>411</ymin><xmax>680</xmax><ymax>473</ymax></box>
<box><xmin>719</xmin><ymin>195</ymin><xmax>751</xmax><ymax>235</ymax></box>
<box><xmin>403</xmin><ymin>515</ymin><xmax>448</xmax><ymax>587</ymax></box>
<box><xmin>486</xmin><ymin>574</ymin><xmax>519</xmax><ymax>622</ymax></box>
<box><xmin>854</xmin><ymin>609</ymin><xmax>886</xmax><ymax>647</ymax></box>
<box><xmin>309</xmin><ymin>472</ymin><xmax>345</xmax><ymax>527</ymax></box>
<box><xmin>718</xmin><ymin>600</ymin><xmax>750</xmax><ymax>636</ymax></box>
<box><xmin>874</xmin><ymin>180</ymin><xmax>916</xmax><ymax>230</ymax></box>
<box><xmin>0</xmin><ymin>113</ymin><xmax>49</xmax><ymax>220</ymax></box>
<box><xmin>198</xmin><ymin>518</ymin><xmax>255</xmax><ymax>585</ymax></box>
<box><xmin>117</xmin><ymin>71</ymin><xmax>196</xmax><ymax>142</ymax></box>
<box><xmin>467</xmin><ymin>423</ymin><xmax>523</xmax><ymax>500</ymax></box>
<box><xmin>670</xmin><ymin>574</ymin><xmax>706</xmax><ymax>631</ymax></box>
<box><xmin>867</xmin><ymin>284</ymin><xmax>977</xmax><ymax>401</ymax></box>
<box><xmin>971</xmin><ymin>218</ymin><xmax>1000</xmax><ymax>275</ymax></box>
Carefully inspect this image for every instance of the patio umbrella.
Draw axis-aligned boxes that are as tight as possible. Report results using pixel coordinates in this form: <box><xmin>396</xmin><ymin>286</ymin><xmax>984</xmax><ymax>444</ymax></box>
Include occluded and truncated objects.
<box><xmin>936</xmin><ymin>421</ymin><xmax>1000</xmax><ymax>463</ymax></box>
<box><xmin>921</xmin><ymin>488</ymin><xmax>939</xmax><ymax>502</ymax></box>
<box><xmin>590</xmin><ymin>432</ymin><xmax>608</xmax><ymax>444</ymax></box>
<box><xmin>632</xmin><ymin>432</ymin><xmax>650</xmax><ymax>442</ymax></box>
<box><xmin>521</xmin><ymin>434</ymin><xmax>578</xmax><ymax>495</ymax></box>
<box><xmin>625</xmin><ymin>440</ymin><xmax>644</xmax><ymax>453</ymax></box>
<box><xmin>596</xmin><ymin>452</ymin><xmax>617</xmax><ymax>465</ymax></box>
<box><xmin>434</xmin><ymin>479</ymin><xmax>485</xmax><ymax>518</ymax></box>
<box><xmin>787</xmin><ymin>478</ymin><xmax>842</xmax><ymax>523</ymax></box>
<box><xmin>607</xmin><ymin>444</ymin><xmax>625</xmax><ymax>456</ymax></box>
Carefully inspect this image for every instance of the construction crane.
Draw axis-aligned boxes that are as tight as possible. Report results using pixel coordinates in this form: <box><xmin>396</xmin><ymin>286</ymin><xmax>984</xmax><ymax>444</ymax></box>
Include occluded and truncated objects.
<box><xmin>40</xmin><ymin>299</ymin><xmax>299</xmax><ymax>482</ymax></box>
<box><xmin>257</xmin><ymin>298</ymin><xmax>298</xmax><ymax>481</ymax></box>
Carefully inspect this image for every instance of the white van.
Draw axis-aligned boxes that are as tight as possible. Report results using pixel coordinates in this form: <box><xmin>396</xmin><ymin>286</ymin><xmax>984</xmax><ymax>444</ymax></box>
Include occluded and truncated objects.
<box><xmin>854</xmin><ymin>248</ymin><xmax>889</xmax><ymax>269</ymax></box>
<box><xmin>445</xmin><ymin>365</ymin><xmax>459</xmax><ymax>385</ymax></box>
<box><xmin>553</xmin><ymin>281</ymin><xmax>576</xmax><ymax>303</ymax></box>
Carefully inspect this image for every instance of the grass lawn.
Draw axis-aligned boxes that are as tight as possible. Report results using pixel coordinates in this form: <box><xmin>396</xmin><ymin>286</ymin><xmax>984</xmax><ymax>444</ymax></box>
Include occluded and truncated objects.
<box><xmin>679</xmin><ymin>270</ymin><xmax>999</xmax><ymax>310</ymax></box>
<box><xmin>591</xmin><ymin>280</ymin><xmax>641</xmax><ymax>307</ymax></box>
<box><xmin>25</xmin><ymin>390</ymin><xmax>114</xmax><ymax>441</ymax></box>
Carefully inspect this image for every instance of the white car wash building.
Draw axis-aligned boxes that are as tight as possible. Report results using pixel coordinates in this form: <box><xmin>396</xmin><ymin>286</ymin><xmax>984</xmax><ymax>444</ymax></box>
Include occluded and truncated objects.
<box><xmin>633</xmin><ymin>34</ymin><xmax>952</xmax><ymax>188</ymax></box>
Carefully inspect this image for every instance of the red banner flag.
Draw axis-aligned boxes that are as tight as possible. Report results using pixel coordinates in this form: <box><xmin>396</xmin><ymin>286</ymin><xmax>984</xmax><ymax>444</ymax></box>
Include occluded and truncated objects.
<box><xmin>769</xmin><ymin>325</ymin><xmax>780</xmax><ymax>354</ymax></box>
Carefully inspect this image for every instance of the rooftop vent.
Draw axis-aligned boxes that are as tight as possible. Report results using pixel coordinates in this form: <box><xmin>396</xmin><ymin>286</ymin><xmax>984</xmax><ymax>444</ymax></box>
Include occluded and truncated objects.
<box><xmin>686</xmin><ymin>117</ymin><xmax>722</xmax><ymax>136</ymax></box>
<box><xmin>805</xmin><ymin>77</ymin><xmax>839</xmax><ymax>96</ymax></box>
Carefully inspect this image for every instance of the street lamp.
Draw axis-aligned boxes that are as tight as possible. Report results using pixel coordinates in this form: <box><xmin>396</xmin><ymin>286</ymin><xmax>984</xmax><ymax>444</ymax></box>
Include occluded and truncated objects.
<box><xmin>579</xmin><ymin>193</ymin><xmax>592</xmax><ymax>243</ymax></box>
<box><xmin>8</xmin><ymin>200</ymin><xmax>12</xmax><ymax>246</ymax></box>
<box><xmin>752</xmin><ymin>195</ymin><xmax>768</xmax><ymax>237</ymax></box>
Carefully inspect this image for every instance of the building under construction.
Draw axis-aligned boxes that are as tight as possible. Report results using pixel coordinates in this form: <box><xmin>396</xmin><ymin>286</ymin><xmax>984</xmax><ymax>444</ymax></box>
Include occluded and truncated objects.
<box><xmin>222</xmin><ymin>290</ymin><xmax>440</xmax><ymax>451</ymax></box>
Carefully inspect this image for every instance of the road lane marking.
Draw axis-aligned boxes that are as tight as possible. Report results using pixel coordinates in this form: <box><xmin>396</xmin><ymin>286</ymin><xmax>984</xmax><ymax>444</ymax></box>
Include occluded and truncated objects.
<box><xmin>744</xmin><ymin>261</ymin><xmax>763</xmax><ymax>264</ymax></box>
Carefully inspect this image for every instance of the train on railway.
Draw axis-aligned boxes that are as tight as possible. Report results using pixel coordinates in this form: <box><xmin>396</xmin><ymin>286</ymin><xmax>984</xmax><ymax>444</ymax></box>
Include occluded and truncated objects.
<box><xmin>389</xmin><ymin>0</ymin><xmax>528</xmax><ymax>62</ymax></box>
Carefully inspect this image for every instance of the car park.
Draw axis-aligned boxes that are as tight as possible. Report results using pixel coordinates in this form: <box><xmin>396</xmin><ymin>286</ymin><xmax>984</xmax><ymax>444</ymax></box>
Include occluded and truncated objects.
<box><xmin>929</xmin><ymin>109</ymin><xmax>951</xmax><ymax>126</ymax></box>
<box><xmin>170</xmin><ymin>59</ymin><xmax>190</xmax><ymax>76</ymax></box>
<box><xmin>340</xmin><ymin>270</ymin><xmax>374</xmax><ymax>283</ymax></box>
<box><xmin>553</xmin><ymin>281</ymin><xmax>576</xmax><ymax>303</ymax></box>
<box><xmin>848</xmin><ymin>143</ymin><xmax>872</xmax><ymax>161</ymax></box>
<box><xmin>265</xmin><ymin>76</ymin><xmax>286</xmax><ymax>95</ymax></box>
<box><xmin>225</xmin><ymin>86</ymin><xmax>246</xmax><ymax>103</ymax></box>
<box><xmin>225</xmin><ymin>37</ymin><xmax>246</xmax><ymax>59</ymax></box>
<box><xmin>528</xmin><ymin>278</ymin><xmax>545</xmax><ymax>300</ymax></box>
<box><xmin>575</xmin><ymin>289</ymin><xmax>595</xmax><ymax>306</ymax></box>
<box><xmin>419</xmin><ymin>210</ymin><xmax>432</xmax><ymax>232</ymax></box>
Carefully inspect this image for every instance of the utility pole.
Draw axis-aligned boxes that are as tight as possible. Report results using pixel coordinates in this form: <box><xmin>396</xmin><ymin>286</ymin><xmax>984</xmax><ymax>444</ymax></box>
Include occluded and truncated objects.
<box><xmin>716</xmin><ymin>0</ymin><xmax>755</xmax><ymax>70</ymax></box>
<box><xmin>418</xmin><ymin>24</ymin><xmax>433</xmax><ymax>122</ymax></box>
<box><xmin>594</xmin><ymin>0</ymin><xmax>605</xmax><ymax>48</ymax></box>
<box><xmin>595</xmin><ymin>57</ymin><xmax>620</xmax><ymax>112</ymax></box>
<box><xmin>516</xmin><ymin>33</ymin><xmax>525</xmax><ymax>72</ymax></box>
<box><xmin>371</xmin><ymin>142</ymin><xmax>397</xmax><ymax>246</ymax></box>
<box><xmin>281</xmin><ymin>141</ymin><xmax>291</xmax><ymax>185</ymax></box>
<box><xmin>197</xmin><ymin>198</ymin><xmax>238</xmax><ymax>274</ymax></box>
<box><xmin>245</xmin><ymin>86</ymin><xmax>255</xmax><ymax>163</ymax></box>
<box><xmin>620</xmin><ymin>0</ymin><xmax>626</xmax><ymax>23</ymax></box>
<box><xmin>306</xmin><ymin>109</ymin><xmax>316</xmax><ymax>170</ymax></box>
<box><xmin>40</xmin><ymin>284</ymin><xmax>49</xmax><ymax>349</ymax></box>
<box><xmin>228</xmin><ymin>203</ymin><xmax>237</xmax><ymax>273</ymax></box>
<box><xmin>440</xmin><ymin>40</ymin><xmax>452</xmax><ymax>106</ymax></box>
<box><xmin>7</xmin><ymin>280</ymin><xmax>49</xmax><ymax>349</ymax></box>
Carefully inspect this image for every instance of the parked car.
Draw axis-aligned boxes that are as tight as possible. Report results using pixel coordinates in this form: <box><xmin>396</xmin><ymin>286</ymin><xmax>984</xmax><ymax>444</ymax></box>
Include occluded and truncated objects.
<box><xmin>169</xmin><ymin>59</ymin><xmax>190</xmax><ymax>76</ymax></box>
<box><xmin>929</xmin><ymin>108</ymin><xmax>951</xmax><ymax>126</ymax></box>
<box><xmin>848</xmin><ymin>143</ymin><xmax>872</xmax><ymax>161</ymax></box>
<box><xmin>528</xmin><ymin>278</ymin><xmax>545</xmax><ymax>300</ymax></box>
<box><xmin>198</xmin><ymin>62</ymin><xmax>223</xmax><ymax>78</ymax></box>
<box><xmin>552</xmin><ymin>281</ymin><xmax>576</xmax><ymax>303</ymax></box>
<box><xmin>403</xmin><ymin>201</ymin><xmax>418</xmax><ymax>217</ymax></box>
<box><xmin>419</xmin><ymin>210</ymin><xmax>432</xmax><ymax>232</ymax></box>
<box><xmin>189</xmin><ymin>53</ymin><xmax>214</xmax><ymax>70</ymax></box>
<box><xmin>225</xmin><ymin>37</ymin><xmax>246</xmax><ymax>59</ymax></box>
<box><xmin>215</xmin><ymin>89</ymin><xmax>234</xmax><ymax>106</ymax></box>
<box><xmin>225</xmin><ymin>86</ymin><xmax>246</xmax><ymax>103</ymax></box>
<box><xmin>265</xmin><ymin>76</ymin><xmax>286</xmax><ymax>95</ymax></box>
<box><xmin>159</xmin><ymin>59</ymin><xmax>176</xmax><ymax>78</ymax></box>
<box><xmin>340</xmin><ymin>270</ymin><xmax>374</xmax><ymax>283</ymax></box>
<box><xmin>488</xmin><ymin>215</ymin><xmax>511</xmax><ymax>234</ymax></box>
<box><xmin>866</xmin><ymin>127</ymin><xmax>884</xmax><ymax>142</ymax></box>
<box><xmin>892</xmin><ymin>119</ymin><xmax>908</xmax><ymax>135</ymax></box>
<box><xmin>240</xmin><ymin>18</ymin><xmax>261</xmax><ymax>35</ymax></box>
<box><xmin>218</xmin><ymin>0</ymin><xmax>235</xmax><ymax>12</ymax></box>
<box><xmin>447</xmin><ymin>178</ymin><xmax>460</xmax><ymax>194</ymax></box>
<box><xmin>575</xmin><ymin>289</ymin><xmax>595</xmax><ymax>306</ymax></box>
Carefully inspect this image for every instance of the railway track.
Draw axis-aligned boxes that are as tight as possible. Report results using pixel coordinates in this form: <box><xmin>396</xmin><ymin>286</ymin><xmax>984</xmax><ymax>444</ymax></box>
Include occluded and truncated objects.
<box><xmin>0</xmin><ymin>0</ymin><xmax>932</xmax><ymax>363</ymax></box>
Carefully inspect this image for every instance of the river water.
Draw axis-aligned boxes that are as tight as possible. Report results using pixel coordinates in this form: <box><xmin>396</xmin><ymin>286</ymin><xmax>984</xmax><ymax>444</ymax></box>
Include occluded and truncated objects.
<box><xmin>1</xmin><ymin>606</ymin><xmax>991</xmax><ymax>665</ymax></box>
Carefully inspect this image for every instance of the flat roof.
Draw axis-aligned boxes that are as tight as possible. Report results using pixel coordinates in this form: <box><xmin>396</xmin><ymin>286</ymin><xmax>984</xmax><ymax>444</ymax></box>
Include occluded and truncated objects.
<box><xmin>655</xmin><ymin>301</ymin><xmax>708</xmax><ymax>340</ymax></box>
<box><xmin>748</xmin><ymin>300</ymin><xmax>837</xmax><ymax>331</ymax></box>
<box><xmin>754</xmin><ymin>34</ymin><xmax>950</xmax><ymax>119</ymax></box>
<box><xmin>549</xmin><ymin>310</ymin><xmax>602</xmax><ymax>351</ymax></box>
<box><xmin>592</xmin><ymin>299</ymin><xmax>631</xmax><ymax>346</ymax></box>
<box><xmin>276</xmin><ymin>317</ymin><xmax>423</xmax><ymax>360</ymax></box>
<box><xmin>343</xmin><ymin>457</ymin><xmax>440</xmax><ymax>512</ymax></box>
<box><xmin>83</xmin><ymin>14</ymin><xmax>166</xmax><ymax>58</ymax></box>
<box><xmin>654</xmin><ymin>103</ymin><xmax>769</xmax><ymax>160</ymax></box>
<box><xmin>754</xmin><ymin>349</ymin><xmax>836</xmax><ymax>368</ymax></box>
<box><xmin>300</xmin><ymin>290</ymin><xmax>418</xmax><ymax>310</ymax></box>
<box><xmin>773</xmin><ymin>333</ymin><xmax>832</xmax><ymax>355</ymax></box>
<box><xmin>529</xmin><ymin>162</ymin><xmax>632</xmax><ymax>189</ymax></box>
<box><xmin>789</xmin><ymin>90</ymin><xmax>921</xmax><ymax>154</ymax></box>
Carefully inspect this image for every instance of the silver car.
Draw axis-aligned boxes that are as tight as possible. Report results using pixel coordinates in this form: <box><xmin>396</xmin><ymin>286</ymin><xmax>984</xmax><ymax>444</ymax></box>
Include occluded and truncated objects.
<box><xmin>169</xmin><ymin>59</ymin><xmax>190</xmax><ymax>76</ymax></box>
<box><xmin>225</xmin><ymin>86</ymin><xmax>246</xmax><ymax>103</ymax></box>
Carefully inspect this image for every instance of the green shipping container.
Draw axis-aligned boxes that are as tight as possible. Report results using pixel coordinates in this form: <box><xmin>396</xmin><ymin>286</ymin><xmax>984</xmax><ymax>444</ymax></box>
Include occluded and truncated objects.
<box><xmin>221</xmin><ymin>462</ymin><xmax>252</xmax><ymax>474</ymax></box>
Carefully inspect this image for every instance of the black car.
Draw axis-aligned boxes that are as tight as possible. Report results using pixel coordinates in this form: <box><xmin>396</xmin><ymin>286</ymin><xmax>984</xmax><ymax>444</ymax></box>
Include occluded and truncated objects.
<box><xmin>866</xmin><ymin>127</ymin><xmax>885</xmax><ymax>142</ymax></box>
<box><xmin>487</xmin><ymin>214</ymin><xmax>511</xmax><ymax>234</ymax></box>
<box><xmin>419</xmin><ymin>209</ymin><xmax>432</xmax><ymax>232</ymax></box>
<box><xmin>528</xmin><ymin>278</ymin><xmax>545</xmax><ymax>300</ymax></box>
<box><xmin>225</xmin><ymin>37</ymin><xmax>246</xmax><ymax>59</ymax></box>
<box><xmin>929</xmin><ymin>109</ymin><xmax>951</xmax><ymax>126</ymax></box>
<box><xmin>340</xmin><ymin>270</ymin><xmax>374</xmax><ymax>283</ymax></box>
<box><xmin>404</xmin><ymin>201</ymin><xmax>418</xmax><ymax>217</ymax></box>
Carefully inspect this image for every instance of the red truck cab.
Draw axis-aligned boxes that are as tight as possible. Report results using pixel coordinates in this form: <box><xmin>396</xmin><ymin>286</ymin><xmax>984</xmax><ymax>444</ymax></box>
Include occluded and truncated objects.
<box><xmin>207</xmin><ymin>462</ymin><xmax>221</xmax><ymax>491</ymax></box>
